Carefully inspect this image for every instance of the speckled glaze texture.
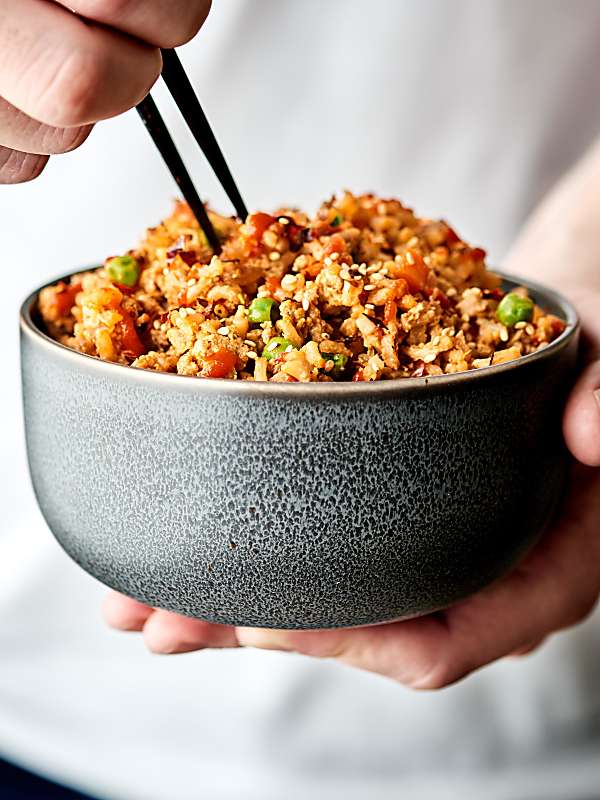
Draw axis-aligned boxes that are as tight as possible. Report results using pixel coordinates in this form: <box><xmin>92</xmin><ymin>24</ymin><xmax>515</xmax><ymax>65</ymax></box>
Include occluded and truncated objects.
<box><xmin>20</xmin><ymin>274</ymin><xmax>579</xmax><ymax>628</ymax></box>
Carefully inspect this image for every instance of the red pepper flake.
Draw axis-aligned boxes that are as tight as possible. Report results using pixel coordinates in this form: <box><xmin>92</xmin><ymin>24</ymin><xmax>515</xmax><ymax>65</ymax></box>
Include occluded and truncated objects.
<box><xmin>483</xmin><ymin>288</ymin><xmax>504</xmax><ymax>300</ymax></box>
<box><xmin>167</xmin><ymin>249</ymin><xmax>198</xmax><ymax>267</ymax></box>
<box><xmin>429</xmin><ymin>287</ymin><xmax>451</xmax><ymax>309</ymax></box>
<box><xmin>114</xmin><ymin>282</ymin><xmax>135</xmax><ymax>296</ymax></box>
<box><xmin>201</xmin><ymin>348</ymin><xmax>237</xmax><ymax>379</ymax></box>
<box><xmin>459</xmin><ymin>246</ymin><xmax>487</xmax><ymax>264</ymax></box>
<box><xmin>444</xmin><ymin>224</ymin><xmax>461</xmax><ymax>245</ymax></box>
<box><xmin>300</xmin><ymin>261</ymin><xmax>323</xmax><ymax>279</ymax></box>
<box><xmin>277</xmin><ymin>216</ymin><xmax>307</xmax><ymax>252</ymax></box>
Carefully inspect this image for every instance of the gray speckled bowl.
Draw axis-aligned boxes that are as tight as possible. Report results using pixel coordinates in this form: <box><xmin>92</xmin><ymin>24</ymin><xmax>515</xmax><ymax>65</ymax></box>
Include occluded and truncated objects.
<box><xmin>20</xmin><ymin>272</ymin><xmax>579</xmax><ymax>629</ymax></box>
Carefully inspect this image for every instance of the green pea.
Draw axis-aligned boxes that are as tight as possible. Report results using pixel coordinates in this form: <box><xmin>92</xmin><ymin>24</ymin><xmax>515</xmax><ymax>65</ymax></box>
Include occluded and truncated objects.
<box><xmin>322</xmin><ymin>353</ymin><xmax>348</xmax><ymax>374</ymax></box>
<box><xmin>106</xmin><ymin>255</ymin><xmax>140</xmax><ymax>287</ymax></box>
<box><xmin>330</xmin><ymin>214</ymin><xmax>343</xmax><ymax>227</ymax></box>
<box><xmin>496</xmin><ymin>293</ymin><xmax>534</xmax><ymax>327</ymax></box>
<box><xmin>263</xmin><ymin>337</ymin><xmax>296</xmax><ymax>360</ymax></box>
<box><xmin>248</xmin><ymin>297</ymin><xmax>279</xmax><ymax>324</ymax></box>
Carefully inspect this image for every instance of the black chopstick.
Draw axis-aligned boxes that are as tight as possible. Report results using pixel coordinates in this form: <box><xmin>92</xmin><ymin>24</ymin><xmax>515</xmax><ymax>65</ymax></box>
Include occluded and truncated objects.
<box><xmin>161</xmin><ymin>49</ymin><xmax>248</xmax><ymax>221</ymax></box>
<box><xmin>136</xmin><ymin>94</ymin><xmax>222</xmax><ymax>253</ymax></box>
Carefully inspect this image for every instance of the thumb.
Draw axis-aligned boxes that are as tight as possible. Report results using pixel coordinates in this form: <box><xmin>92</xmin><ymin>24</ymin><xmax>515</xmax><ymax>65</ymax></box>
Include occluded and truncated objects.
<box><xmin>562</xmin><ymin>291</ymin><xmax>600</xmax><ymax>467</ymax></box>
<box><xmin>563</xmin><ymin>357</ymin><xmax>600</xmax><ymax>466</ymax></box>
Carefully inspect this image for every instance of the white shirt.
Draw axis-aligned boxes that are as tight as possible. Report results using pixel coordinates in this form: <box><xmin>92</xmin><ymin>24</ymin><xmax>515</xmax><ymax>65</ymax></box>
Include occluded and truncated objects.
<box><xmin>1</xmin><ymin>2</ymin><xmax>600</xmax><ymax>798</ymax></box>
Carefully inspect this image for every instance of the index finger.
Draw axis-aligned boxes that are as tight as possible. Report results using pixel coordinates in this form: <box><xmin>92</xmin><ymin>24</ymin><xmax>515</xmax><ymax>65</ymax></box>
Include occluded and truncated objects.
<box><xmin>56</xmin><ymin>0</ymin><xmax>212</xmax><ymax>48</ymax></box>
<box><xmin>0</xmin><ymin>0</ymin><xmax>161</xmax><ymax>127</ymax></box>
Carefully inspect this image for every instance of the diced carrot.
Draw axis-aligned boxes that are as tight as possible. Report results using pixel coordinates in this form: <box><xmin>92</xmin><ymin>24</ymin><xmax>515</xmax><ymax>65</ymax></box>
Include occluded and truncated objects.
<box><xmin>201</xmin><ymin>349</ymin><xmax>237</xmax><ymax>379</ymax></box>
<box><xmin>397</xmin><ymin>250</ymin><xmax>430</xmax><ymax>293</ymax></box>
<box><xmin>119</xmin><ymin>311</ymin><xmax>145</xmax><ymax>358</ymax></box>
<box><xmin>247</xmin><ymin>213</ymin><xmax>276</xmax><ymax>242</ymax></box>
<box><xmin>51</xmin><ymin>282</ymin><xmax>81</xmax><ymax>318</ymax></box>
<box><xmin>324</xmin><ymin>234</ymin><xmax>347</xmax><ymax>256</ymax></box>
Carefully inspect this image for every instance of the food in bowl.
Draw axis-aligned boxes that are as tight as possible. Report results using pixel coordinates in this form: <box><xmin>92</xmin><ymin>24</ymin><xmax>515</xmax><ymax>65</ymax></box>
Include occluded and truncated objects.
<box><xmin>21</xmin><ymin>265</ymin><xmax>579</xmax><ymax>627</ymax></box>
<box><xmin>38</xmin><ymin>192</ymin><xmax>565</xmax><ymax>382</ymax></box>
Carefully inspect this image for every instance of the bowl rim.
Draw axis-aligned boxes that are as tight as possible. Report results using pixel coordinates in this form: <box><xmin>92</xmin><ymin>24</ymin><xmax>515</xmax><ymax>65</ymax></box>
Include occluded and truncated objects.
<box><xmin>20</xmin><ymin>267</ymin><xmax>580</xmax><ymax>398</ymax></box>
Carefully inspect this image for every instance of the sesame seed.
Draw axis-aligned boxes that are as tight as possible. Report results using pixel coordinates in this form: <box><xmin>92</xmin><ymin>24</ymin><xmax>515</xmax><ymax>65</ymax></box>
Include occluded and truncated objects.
<box><xmin>406</xmin><ymin>251</ymin><xmax>415</xmax><ymax>265</ymax></box>
<box><xmin>330</xmin><ymin>252</ymin><xmax>339</xmax><ymax>261</ymax></box>
<box><xmin>365</xmin><ymin>303</ymin><xmax>375</xmax><ymax>310</ymax></box>
<box><xmin>217</xmin><ymin>327</ymin><xmax>229</xmax><ymax>335</ymax></box>
<box><xmin>340</xmin><ymin>269</ymin><xmax>352</xmax><ymax>281</ymax></box>
<box><xmin>278</xmin><ymin>217</ymin><xmax>289</xmax><ymax>225</ymax></box>
<box><xmin>187</xmin><ymin>279</ymin><xmax>196</xmax><ymax>287</ymax></box>
<box><xmin>247</xmin><ymin>351</ymin><xmax>257</xmax><ymax>359</ymax></box>
<box><xmin>500</xmin><ymin>328</ymin><xmax>509</xmax><ymax>342</ymax></box>
<box><xmin>514</xmin><ymin>321</ymin><xmax>527</xmax><ymax>330</ymax></box>
<box><xmin>324</xmin><ymin>257</ymin><xmax>333</xmax><ymax>267</ymax></box>
<box><xmin>302</xmin><ymin>297</ymin><xmax>310</xmax><ymax>311</ymax></box>
<box><xmin>370</xmin><ymin>273</ymin><xmax>383</xmax><ymax>281</ymax></box>
<box><xmin>269</xmin><ymin>251</ymin><xmax>281</xmax><ymax>261</ymax></box>
<box><xmin>284</xmin><ymin>345</ymin><xmax>294</xmax><ymax>353</ymax></box>
<box><xmin>364</xmin><ymin>284</ymin><xmax>375</xmax><ymax>291</ymax></box>
<box><xmin>358</xmin><ymin>265</ymin><xmax>368</xmax><ymax>276</ymax></box>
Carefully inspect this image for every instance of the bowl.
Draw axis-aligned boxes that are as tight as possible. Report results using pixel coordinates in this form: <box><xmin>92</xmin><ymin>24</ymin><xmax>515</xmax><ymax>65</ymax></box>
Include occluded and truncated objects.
<box><xmin>20</xmin><ymin>270</ymin><xmax>579</xmax><ymax>629</ymax></box>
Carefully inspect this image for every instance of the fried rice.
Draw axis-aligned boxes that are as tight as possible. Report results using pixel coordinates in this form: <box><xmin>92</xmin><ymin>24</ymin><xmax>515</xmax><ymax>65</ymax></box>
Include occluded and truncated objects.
<box><xmin>38</xmin><ymin>192</ymin><xmax>566</xmax><ymax>382</ymax></box>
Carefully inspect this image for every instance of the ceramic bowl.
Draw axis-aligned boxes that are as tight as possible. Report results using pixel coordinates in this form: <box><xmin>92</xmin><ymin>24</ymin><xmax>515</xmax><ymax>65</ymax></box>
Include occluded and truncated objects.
<box><xmin>20</xmin><ymin>272</ymin><xmax>579</xmax><ymax>628</ymax></box>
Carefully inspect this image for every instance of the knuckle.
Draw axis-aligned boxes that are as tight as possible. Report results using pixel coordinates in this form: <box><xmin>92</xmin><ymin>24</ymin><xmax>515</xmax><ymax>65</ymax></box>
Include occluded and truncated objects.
<box><xmin>39</xmin><ymin>50</ymin><xmax>106</xmax><ymax>127</ymax></box>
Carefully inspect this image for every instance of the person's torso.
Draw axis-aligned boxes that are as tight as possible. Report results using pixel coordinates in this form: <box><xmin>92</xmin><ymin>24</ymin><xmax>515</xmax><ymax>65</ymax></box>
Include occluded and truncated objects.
<box><xmin>1</xmin><ymin>2</ymin><xmax>600</xmax><ymax>798</ymax></box>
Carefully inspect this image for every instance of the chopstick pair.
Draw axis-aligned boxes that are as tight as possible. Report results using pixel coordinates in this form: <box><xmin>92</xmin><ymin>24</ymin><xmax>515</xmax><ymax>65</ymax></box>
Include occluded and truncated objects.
<box><xmin>136</xmin><ymin>48</ymin><xmax>248</xmax><ymax>254</ymax></box>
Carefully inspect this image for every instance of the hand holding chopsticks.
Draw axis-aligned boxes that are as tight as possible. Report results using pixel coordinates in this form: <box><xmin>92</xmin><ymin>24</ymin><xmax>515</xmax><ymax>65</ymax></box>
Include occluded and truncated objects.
<box><xmin>137</xmin><ymin>49</ymin><xmax>249</xmax><ymax>254</ymax></box>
